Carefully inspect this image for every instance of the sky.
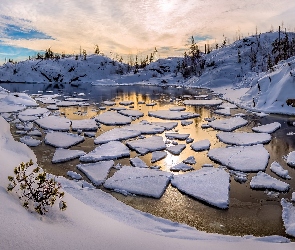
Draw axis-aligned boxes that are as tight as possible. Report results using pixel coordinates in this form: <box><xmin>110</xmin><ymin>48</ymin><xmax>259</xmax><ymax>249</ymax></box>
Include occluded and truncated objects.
<box><xmin>0</xmin><ymin>0</ymin><xmax>295</xmax><ymax>64</ymax></box>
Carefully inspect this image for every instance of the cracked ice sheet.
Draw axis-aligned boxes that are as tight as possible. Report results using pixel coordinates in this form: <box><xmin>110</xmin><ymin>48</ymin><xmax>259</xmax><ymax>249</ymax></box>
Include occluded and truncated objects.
<box><xmin>252</xmin><ymin>122</ymin><xmax>281</xmax><ymax>133</ymax></box>
<box><xmin>94</xmin><ymin>128</ymin><xmax>141</xmax><ymax>144</ymax></box>
<box><xmin>45</xmin><ymin>132</ymin><xmax>84</xmax><ymax>148</ymax></box>
<box><xmin>77</xmin><ymin>160</ymin><xmax>114</xmax><ymax>186</ymax></box>
<box><xmin>95</xmin><ymin>111</ymin><xmax>132</xmax><ymax>125</ymax></box>
<box><xmin>71</xmin><ymin>119</ymin><xmax>98</xmax><ymax>131</ymax></box>
<box><xmin>35</xmin><ymin>116</ymin><xmax>71</xmax><ymax>131</ymax></box>
<box><xmin>20</xmin><ymin>136</ymin><xmax>42</xmax><ymax>147</ymax></box>
<box><xmin>127</xmin><ymin>136</ymin><xmax>166</xmax><ymax>155</ymax></box>
<box><xmin>250</xmin><ymin>172</ymin><xmax>289</xmax><ymax>192</ymax></box>
<box><xmin>171</xmin><ymin>167</ymin><xmax>230</xmax><ymax>209</ymax></box>
<box><xmin>80</xmin><ymin>141</ymin><xmax>130</xmax><ymax>162</ymax></box>
<box><xmin>208</xmin><ymin>144</ymin><xmax>269</xmax><ymax>172</ymax></box>
<box><xmin>52</xmin><ymin>148</ymin><xmax>86</xmax><ymax>163</ymax></box>
<box><xmin>217</xmin><ymin>132</ymin><xmax>271</xmax><ymax>146</ymax></box>
<box><xmin>183</xmin><ymin>99</ymin><xmax>223</xmax><ymax>106</ymax></box>
<box><xmin>104</xmin><ymin>166</ymin><xmax>172</xmax><ymax>198</ymax></box>
<box><xmin>208</xmin><ymin>117</ymin><xmax>248</xmax><ymax>132</ymax></box>
<box><xmin>19</xmin><ymin>107</ymin><xmax>49</xmax><ymax>116</ymax></box>
<box><xmin>148</xmin><ymin>110</ymin><xmax>199</xmax><ymax>120</ymax></box>
<box><xmin>281</xmin><ymin>199</ymin><xmax>295</xmax><ymax>237</ymax></box>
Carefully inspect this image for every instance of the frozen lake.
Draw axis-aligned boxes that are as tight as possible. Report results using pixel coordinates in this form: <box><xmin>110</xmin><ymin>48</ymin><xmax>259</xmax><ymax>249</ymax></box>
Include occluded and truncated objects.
<box><xmin>2</xmin><ymin>82</ymin><xmax>295</xmax><ymax>238</ymax></box>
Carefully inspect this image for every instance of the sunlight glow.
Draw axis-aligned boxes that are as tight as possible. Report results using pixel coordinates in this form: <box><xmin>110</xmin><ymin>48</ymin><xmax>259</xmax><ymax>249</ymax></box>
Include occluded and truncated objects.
<box><xmin>158</xmin><ymin>0</ymin><xmax>176</xmax><ymax>13</ymax></box>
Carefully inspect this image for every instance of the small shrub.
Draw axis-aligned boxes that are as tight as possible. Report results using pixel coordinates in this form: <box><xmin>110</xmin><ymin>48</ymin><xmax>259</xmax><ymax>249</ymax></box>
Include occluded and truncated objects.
<box><xmin>7</xmin><ymin>160</ymin><xmax>67</xmax><ymax>215</ymax></box>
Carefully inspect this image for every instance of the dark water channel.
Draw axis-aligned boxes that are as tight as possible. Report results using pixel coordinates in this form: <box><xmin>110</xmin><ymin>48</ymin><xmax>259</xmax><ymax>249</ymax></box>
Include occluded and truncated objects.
<box><xmin>2</xmin><ymin>82</ymin><xmax>295</xmax><ymax>238</ymax></box>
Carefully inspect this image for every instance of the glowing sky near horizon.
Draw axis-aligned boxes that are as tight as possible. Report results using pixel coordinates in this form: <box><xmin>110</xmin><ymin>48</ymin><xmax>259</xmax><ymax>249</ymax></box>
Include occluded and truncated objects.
<box><xmin>0</xmin><ymin>0</ymin><xmax>295</xmax><ymax>64</ymax></box>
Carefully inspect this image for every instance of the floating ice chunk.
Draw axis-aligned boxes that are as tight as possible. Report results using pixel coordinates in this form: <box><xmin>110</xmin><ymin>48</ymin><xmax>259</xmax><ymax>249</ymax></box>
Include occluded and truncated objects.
<box><xmin>104</xmin><ymin>166</ymin><xmax>172</xmax><ymax>198</ymax></box>
<box><xmin>208</xmin><ymin>117</ymin><xmax>248</xmax><ymax>132</ymax></box>
<box><xmin>36</xmin><ymin>98</ymin><xmax>58</xmax><ymax>104</ymax></box>
<box><xmin>186</xmin><ymin>137</ymin><xmax>194</xmax><ymax>143</ymax></box>
<box><xmin>117</xmin><ymin>109</ymin><xmax>144</xmax><ymax>118</ymax></box>
<box><xmin>23</xmin><ymin>122</ymin><xmax>34</xmax><ymax>131</ymax></box>
<box><xmin>127</xmin><ymin>136</ymin><xmax>166</xmax><ymax>155</ymax></box>
<box><xmin>16</xmin><ymin>130</ymin><xmax>26</xmax><ymax>135</ymax></box>
<box><xmin>287</xmin><ymin>151</ymin><xmax>295</xmax><ymax>167</ymax></box>
<box><xmin>253</xmin><ymin>112</ymin><xmax>268</xmax><ymax>117</ymax></box>
<box><xmin>270</xmin><ymin>161</ymin><xmax>291</xmax><ymax>179</ymax></box>
<box><xmin>171</xmin><ymin>167</ymin><xmax>230</xmax><ymax>209</ymax></box>
<box><xmin>204</xmin><ymin>117</ymin><xmax>216</xmax><ymax>122</ymax></box>
<box><xmin>201</xmin><ymin>124</ymin><xmax>210</xmax><ymax>129</ymax></box>
<box><xmin>292</xmin><ymin>192</ymin><xmax>295</xmax><ymax>202</ymax></box>
<box><xmin>84</xmin><ymin>132</ymin><xmax>96</xmax><ymax>137</ymax></box>
<box><xmin>111</xmin><ymin>106</ymin><xmax>126</xmax><ymax>111</ymax></box>
<box><xmin>252</xmin><ymin>122</ymin><xmax>281</xmax><ymax>133</ymax></box>
<box><xmin>52</xmin><ymin>148</ymin><xmax>86</xmax><ymax>163</ymax></box>
<box><xmin>214</xmin><ymin>108</ymin><xmax>231</xmax><ymax>116</ymax></box>
<box><xmin>281</xmin><ymin>198</ymin><xmax>295</xmax><ymax>237</ymax></box>
<box><xmin>250</xmin><ymin>172</ymin><xmax>289</xmax><ymax>191</ymax></box>
<box><xmin>217</xmin><ymin>103</ymin><xmax>237</xmax><ymax>109</ymax></box>
<box><xmin>95</xmin><ymin>111</ymin><xmax>132</xmax><ymax>125</ymax></box>
<box><xmin>170</xmin><ymin>162</ymin><xmax>193</xmax><ymax>172</ymax></box>
<box><xmin>229</xmin><ymin>170</ymin><xmax>248</xmax><ymax>183</ymax></box>
<box><xmin>71</xmin><ymin>119</ymin><xmax>98</xmax><ymax>131</ymax></box>
<box><xmin>148</xmin><ymin>110</ymin><xmax>199</xmax><ymax>120</ymax></box>
<box><xmin>125</xmin><ymin>123</ymin><xmax>165</xmax><ymax>134</ymax></box>
<box><xmin>183</xmin><ymin>156</ymin><xmax>196</xmax><ymax>164</ymax></box>
<box><xmin>94</xmin><ymin>128</ymin><xmax>140</xmax><ymax>144</ymax></box>
<box><xmin>146</xmin><ymin>102</ymin><xmax>157</xmax><ymax>106</ymax></box>
<box><xmin>151</xmin><ymin>151</ymin><xmax>167</xmax><ymax>163</ymax></box>
<box><xmin>216</xmin><ymin>132</ymin><xmax>271</xmax><ymax>146</ymax></box>
<box><xmin>45</xmin><ymin>132</ymin><xmax>84</xmax><ymax>148</ymax></box>
<box><xmin>191</xmin><ymin>139</ymin><xmax>210</xmax><ymax>151</ymax></box>
<box><xmin>80</xmin><ymin>141</ymin><xmax>130</xmax><ymax>162</ymax></box>
<box><xmin>181</xmin><ymin>120</ymin><xmax>193</xmax><ymax>126</ymax></box>
<box><xmin>67</xmin><ymin>171</ymin><xmax>82</xmax><ymax>180</ymax></box>
<box><xmin>183</xmin><ymin>99</ymin><xmax>223</xmax><ymax>106</ymax></box>
<box><xmin>150</xmin><ymin>121</ymin><xmax>178</xmax><ymax>130</ymax></box>
<box><xmin>98</xmin><ymin>106</ymin><xmax>106</xmax><ymax>110</ymax></box>
<box><xmin>138</xmin><ymin>101</ymin><xmax>145</xmax><ymax>104</ymax></box>
<box><xmin>165</xmin><ymin>133</ymin><xmax>190</xmax><ymax>140</ymax></box>
<box><xmin>166</xmin><ymin>144</ymin><xmax>186</xmax><ymax>155</ymax></box>
<box><xmin>169</xmin><ymin>106</ymin><xmax>186</xmax><ymax>111</ymax></box>
<box><xmin>103</xmin><ymin>101</ymin><xmax>116</xmax><ymax>106</ymax></box>
<box><xmin>27</xmin><ymin>129</ymin><xmax>42</xmax><ymax>136</ymax></box>
<box><xmin>235</xmin><ymin>113</ymin><xmax>246</xmax><ymax>117</ymax></box>
<box><xmin>20</xmin><ymin>136</ymin><xmax>42</xmax><ymax>147</ymax></box>
<box><xmin>202</xmin><ymin>164</ymin><xmax>214</xmax><ymax>168</ymax></box>
<box><xmin>194</xmin><ymin>94</ymin><xmax>208</xmax><ymax>98</ymax></box>
<box><xmin>130</xmin><ymin>157</ymin><xmax>148</xmax><ymax>168</ymax></box>
<box><xmin>18</xmin><ymin>114</ymin><xmax>39</xmax><ymax>122</ymax></box>
<box><xmin>65</xmin><ymin>97</ymin><xmax>88</xmax><ymax>102</ymax></box>
<box><xmin>77</xmin><ymin>160</ymin><xmax>114</xmax><ymax>186</ymax></box>
<box><xmin>0</xmin><ymin>102</ymin><xmax>26</xmax><ymax>113</ymax></box>
<box><xmin>35</xmin><ymin>116</ymin><xmax>71</xmax><ymax>131</ymax></box>
<box><xmin>57</xmin><ymin>101</ymin><xmax>79</xmax><ymax>107</ymax></box>
<box><xmin>208</xmin><ymin>144</ymin><xmax>269</xmax><ymax>172</ymax></box>
<box><xmin>47</xmin><ymin>104</ymin><xmax>59</xmax><ymax>110</ymax></box>
<box><xmin>19</xmin><ymin>107</ymin><xmax>49</xmax><ymax>116</ymax></box>
<box><xmin>119</xmin><ymin>101</ymin><xmax>134</xmax><ymax>106</ymax></box>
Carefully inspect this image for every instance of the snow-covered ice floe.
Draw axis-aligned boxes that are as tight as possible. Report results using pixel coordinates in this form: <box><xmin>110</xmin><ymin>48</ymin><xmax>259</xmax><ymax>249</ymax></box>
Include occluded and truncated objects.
<box><xmin>214</xmin><ymin>108</ymin><xmax>231</xmax><ymax>116</ymax></box>
<box><xmin>208</xmin><ymin>117</ymin><xmax>248</xmax><ymax>132</ymax></box>
<box><xmin>229</xmin><ymin>170</ymin><xmax>248</xmax><ymax>183</ymax></box>
<box><xmin>165</xmin><ymin>132</ymin><xmax>190</xmax><ymax>140</ymax></box>
<box><xmin>281</xmin><ymin>198</ymin><xmax>295</xmax><ymax>237</ymax></box>
<box><xmin>67</xmin><ymin>170</ymin><xmax>82</xmax><ymax>180</ymax></box>
<box><xmin>151</xmin><ymin>151</ymin><xmax>167</xmax><ymax>163</ymax></box>
<box><xmin>166</xmin><ymin>144</ymin><xmax>186</xmax><ymax>155</ymax></box>
<box><xmin>20</xmin><ymin>136</ymin><xmax>42</xmax><ymax>147</ymax></box>
<box><xmin>171</xmin><ymin>167</ymin><xmax>230</xmax><ymax>209</ymax></box>
<box><xmin>270</xmin><ymin>161</ymin><xmax>291</xmax><ymax>179</ymax></box>
<box><xmin>104</xmin><ymin>166</ymin><xmax>172</xmax><ymax>198</ymax></box>
<box><xmin>181</xmin><ymin>120</ymin><xmax>193</xmax><ymax>126</ymax></box>
<box><xmin>119</xmin><ymin>101</ymin><xmax>134</xmax><ymax>106</ymax></box>
<box><xmin>95</xmin><ymin>111</ymin><xmax>132</xmax><ymax>125</ymax></box>
<box><xmin>52</xmin><ymin>148</ymin><xmax>86</xmax><ymax>163</ymax></box>
<box><xmin>217</xmin><ymin>103</ymin><xmax>237</xmax><ymax>109</ymax></box>
<box><xmin>117</xmin><ymin>109</ymin><xmax>144</xmax><ymax>117</ymax></box>
<box><xmin>252</xmin><ymin>122</ymin><xmax>281</xmax><ymax>133</ymax></box>
<box><xmin>71</xmin><ymin>119</ymin><xmax>98</xmax><ymax>131</ymax></box>
<box><xmin>94</xmin><ymin>128</ymin><xmax>141</xmax><ymax>144</ymax></box>
<box><xmin>126</xmin><ymin>136</ymin><xmax>166</xmax><ymax>155</ymax></box>
<box><xmin>45</xmin><ymin>132</ymin><xmax>84</xmax><ymax>148</ymax></box>
<box><xmin>151</xmin><ymin>121</ymin><xmax>178</xmax><ymax>130</ymax></box>
<box><xmin>19</xmin><ymin>107</ymin><xmax>49</xmax><ymax>116</ymax></box>
<box><xmin>170</xmin><ymin>162</ymin><xmax>193</xmax><ymax>172</ymax></box>
<box><xmin>250</xmin><ymin>172</ymin><xmax>289</xmax><ymax>192</ymax></box>
<box><xmin>183</xmin><ymin>156</ymin><xmax>196</xmax><ymax>165</ymax></box>
<box><xmin>27</xmin><ymin>129</ymin><xmax>42</xmax><ymax>137</ymax></box>
<box><xmin>216</xmin><ymin>132</ymin><xmax>271</xmax><ymax>146</ymax></box>
<box><xmin>183</xmin><ymin>99</ymin><xmax>223</xmax><ymax>106</ymax></box>
<box><xmin>125</xmin><ymin>122</ymin><xmax>165</xmax><ymax>134</ymax></box>
<box><xmin>130</xmin><ymin>157</ymin><xmax>149</xmax><ymax>168</ymax></box>
<box><xmin>80</xmin><ymin>141</ymin><xmax>130</xmax><ymax>162</ymax></box>
<box><xmin>287</xmin><ymin>151</ymin><xmax>295</xmax><ymax>167</ymax></box>
<box><xmin>148</xmin><ymin>110</ymin><xmax>199</xmax><ymax>120</ymax></box>
<box><xmin>169</xmin><ymin>106</ymin><xmax>186</xmax><ymax>111</ymax></box>
<box><xmin>77</xmin><ymin>160</ymin><xmax>114</xmax><ymax>186</ymax></box>
<box><xmin>208</xmin><ymin>144</ymin><xmax>269</xmax><ymax>172</ymax></box>
<box><xmin>35</xmin><ymin>116</ymin><xmax>71</xmax><ymax>131</ymax></box>
<box><xmin>190</xmin><ymin>139</ymin><xmax>211</xmax><ymax>151</ymax></box>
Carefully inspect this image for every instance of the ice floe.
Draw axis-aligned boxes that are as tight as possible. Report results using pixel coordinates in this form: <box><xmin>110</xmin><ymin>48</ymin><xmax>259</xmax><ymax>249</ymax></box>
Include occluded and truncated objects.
<box><xmin>94</xmin><ymin>128</ymin><xmax>140</xmax><ymax>144</ymax></box>
<box><xmin>103</xmin><ymin>101</ymin><xmax>116</xmax><ymax>106</ymax></box>
<box><xmin>208</xmin><ymin>144</ymin><xmax>269</xmax><ymax>172</ymax></box>
<box><xmin>281</xmin><ymin>198</ymin><xmax>295</xmax><ymax>237</ymax></box>
<box><xmin>286</xmin><ymin>151</ymin><xmax>295</xmax><ymax>167</ymax></box>
<box><xmin>181</xmin><ymin>120</ymin><xmax>193</xmax><ymax>126</ymax></box>
<box><xmin>84</xmin><ymin>132</ymin><xmax>96</xmax><ymax>137</ymax></box>
<box><xmin>19</xmin><ymin>136</ymin><xmax>42</xmax><ymax>147</ymax></box>
<box><xmin>19</xmin><ymin>107</ymin><xmax>49</xmax><ymax>116</ymax></box>
<box><xmin>130</xmin><ymin>157</ymin><xmax>149</xmax><ymax>168</ymax></box>
<box><xmin>77</xmin><ymin>160</ymin><xmax>114</xmax><ymax>186</ymax></box>
<box><xmin>183</xmin><ymin>156</ymin><xmax>196</xmax><ymax>165</ymax></box>
<box><xmin>183</xmin><ymin>99</ymin><xmax>223</xmax><ymax>106</ymax></box>
<box><xmin>52</xmin><ymin>148</ymin><xmax>86</xmax><ymax>163</ymax></box>
<box><xmin>217</xmin><ymin>103</ymin><xmax>237</xmax><ymax>109</ymax></box>
<box><xmin>151</xmin><ymin>151</ymin><xmax>167</xmax><ymax>163</ymax></box>
<box><xmin>71</xmin><ymin>119</ymin><xmax>98</xmax><ymax>131</ymax></box>
<box><xmin>46</xmin><ymin>104</ymin><xmax>59</xmax><ymax>110</ymax></box>
<box><xmin>166</xmin><ymin>144</ymin><xmax>186</xmax><ymax>155</ymax></box>
<box><xmin>35</xmin><ymin>116</ymin><xmax>71</xmax><ymax>131</ymax></box>
<box><xmin>208</xmin><ymin>117</ymin><xmax>248</xmax><ymax>131</ymax></box>
<box><xmin>125</xmin><ymin>122</ymin><xmax>165</xmax><ymax>134</ymax></box>
<box><xmin>252</xmin><ymin>122</ymin><xmax>281</xmax><ymax>133</ymax></box>
<box><xmin>270</xmin><ymin>161</ymin><xmax>291</xmax><ymax>179</ymax></box>
<box><xmin>216</xmin><ymin>132</ymin><xmax>271</xmax><ymax>146</ymax></box>
<box><xmin>165</xmin><ymin>133</ymin><xmax>190</xmax><ymax>140</ymax></box>
<box><xmin>104</xmin><ymin>166</ymin><xmax>172</xmax><ymax>198</ymax></box>
<box><xmin>150</xmin><ymin>121</ymin><xmax>178</xmax><ymax>130</ymax></box>
<box><xmin>169</xmin><ymin>106</ymin><xmax>186</xmax><ymax>111</ymax></box>
<box><xmin>117</xmin><ymin>109</ymin><xmax>144</xmax><ymax>117</ymax></box>
<box><xmin>250</xmin><ymin>172</ymin><xmax>289</xmax><ymax>191</ymax></box>
<box><xmin>27</xmin><ymin>129</ymin><xmax>42</xmax><ymax>137</ymax></box>
<box><xmin>18</xmin><ymin>114</ymin><xmax>39</xmax><ymax>122</ymax></box>
<box><xmin>119</xmin><ymin>101</ymin><xmax>134</xmax><ymax>106</ymax></box>
<box><xmin>67</xmin><ymin>171</ymin><xmax>82</xmax><ymax>180</ymax></box>
<box><xmin>170</xmin><ymin>162</ymin><xmax>193</xmax><ymax>172</ymax></box>
<box><xmin>229</xmin><ymin>170</ymin><xmax>248</xmax><ymax>183</ymax></box>
<box><xmin>0</xmin><ymin>103</ymin><xmax>26</xmax><ymax>113</ymax></box>
<box><xmin>148</xmin><ymin>110</ymin><xmax>199</xmax><ymax>120</ymax></box>
<box><xmin>95</xmin><ymin>111</ymin><xmax>132</xmax><ymax>125</ymax></box>
<box><xmin>45</xmin><ymin>132</ymin><xmax>84</xmax><ymax>148</ymax></box>
<box><xmin>171</xmin><ymin>167</ymin><xmax>230</xmax><ymax>209</ymax></box>
<box><xmin>190</xmin><ymin>139</ymin><xmax>211</xmax><ymax>151</ymax></box>
<box><xmin>80</xmin><ymin>141</ymin><xmax>130</xmax><ymax>162</ymax></box>
<box><xmin>56</xmin><ymin>101</ymin><xmax>80</xmax><ymax>107</ymax></box>
<box><xmin>214</xmin><ymin>108</ymin><xmax>231</xmax><ymax>116</ymax></box>
<box><xmin>126</xmin><ymin>136</ymin><xmax>166</xmax><ymax>155</ymax></box>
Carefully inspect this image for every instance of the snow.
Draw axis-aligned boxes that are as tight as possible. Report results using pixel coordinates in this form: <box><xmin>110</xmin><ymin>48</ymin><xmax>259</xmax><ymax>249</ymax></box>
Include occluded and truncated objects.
<box><xmin>117</xmin><ymin>109</ymin><xmax>144</xmax><ymax>117</ymax></box>
<box><xmin>151</xmin><ymin>151</ymin><xmax>167</xmax><ymax>163</ymax></box>
<box><xmin>281</xmin><ymin>199</ymin><xmax>295</xmax><ymax>237</ymax></box>
<box><xmin>80</xmin><ymin>141</ymin><xmax>130</xmax><ymax>162</ymax></box>
<box><xmin>250</xmin><ymin>172</ymin><xmax>289</xmax><ymax>192</ymax></box>
<box><xmin>76</xmin><ymin>160</ymin><xmax>114</xmax><ymax>186</ymax></box>
<box><xmin>183</xmin><ymin>99</ymin><xmax>223</xmax><ymax>106</ymax></box>
<box><xmin>170</xmin><ymin>162</ymin><xmax>193</xmax><ymax>172</ymax></box>
<box><xmin>148</xmin><ymin>110</ymin><xmax>199</xmax><ymax>120</ymax></box>
<box><xmin>130</xmin><ymin>157</ymin><xmax>149</xmax><ymax>168</ymax></box>
<box><xmin>171</xmin><ymin>167</ymin><xmax>230</xmax><ymax>209</ymax></box>
<box><xmin>35</xmin><ymin>116</ymin><xmax>71</xmax><ymax>131</ymax></box>
<box><xmin>126</xmin><ymin>136</ymin><xmax>166</xmax><ymax>155</ymax></box>
<box><xmin>104</xmin><ymin>166</ymin><xmax>172</xmax><ymax>198</ymax></box>
<box><xmin>166</xmin><ymin>144</ymin><xmax>186</xmax><ymax>155</ymax></box>
<box><xmin>95</xmin><ymin>111</ymin><xmax>132</xmax><ymax>125</ymax></box>
<box><xmin>208</xmin><ymin>117</ymin><xmax>248</xmax><ymax>132</ymax></box>
<box><xmin>52</xmin><ymin>148</ymin><xmax>86</xmax><ymax>163</ymax></box>
<box><xmin>94</xmin><ymin>128</ymin><xmax>141</xmax><ymax>144</ymax></box>
<box><xmin>270</xmin><ymin>162</ymin><xmax>291</xmax><ymax>179</ymax></box>
<box><xmin>252</xmin><ymin>122</ymin><xmax>281</xmax><ymax>133</ymax></box>
<box><xmin>191</xmin><ymin>139</ymin><xmax>211</xmax><ymax>151</ymax></box>
<box><xmin>19</xmin><ymin>107</ymin><xmax>49</xmax><ymax>116</ymax></box>
<box><xmin>208</xmin><ymin>144</ymin><xmax>269</xmax><ymax>172</ymax></box>
<box><xmin>165</xmin><ymin>132</ymin><xmax>190</xmax><ymax>140</ymax></box>
<box><xmin>286</xmin><ymin>151</ymin><xmax>295</xmax><ymax>167</ymax></box>
<box><xmin>67</xmin><ymin>171</ymin><xmax>82</xmax><ymax>180</ymax></box>
<box><xmin>45</xmin><ymin>132</ymin><xmax>84</xmax><ymax>148</ymax></box>
<box><xmin>71</xmin><ymin>119</ymin><xmax>98</xmax><ymax>131</ymax></box>
<box><xmin>19</xmin><ymin>136</ymin><xmax>42</xmax><ymax>147</ymax></box>
<box><xmin>216</xmin><ymin>132</ymin><xmax>271</xmax><ymax>146</ymax></box>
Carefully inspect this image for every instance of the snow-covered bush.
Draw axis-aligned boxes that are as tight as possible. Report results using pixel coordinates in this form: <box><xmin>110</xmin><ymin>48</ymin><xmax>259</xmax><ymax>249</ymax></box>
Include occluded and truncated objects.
<box><xmin>7</xmin><ymin>160</ymin><xmax>67</xmax><ymax>215</ymax></box>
